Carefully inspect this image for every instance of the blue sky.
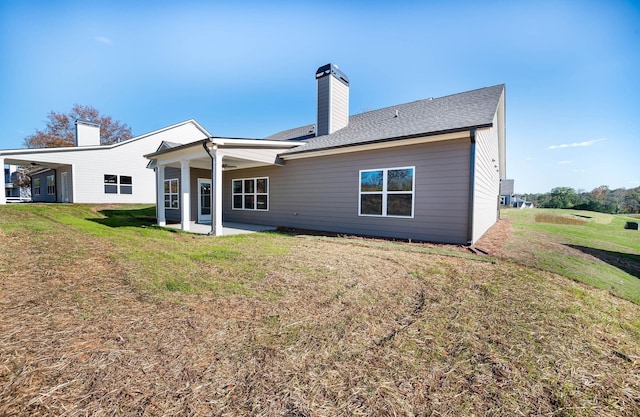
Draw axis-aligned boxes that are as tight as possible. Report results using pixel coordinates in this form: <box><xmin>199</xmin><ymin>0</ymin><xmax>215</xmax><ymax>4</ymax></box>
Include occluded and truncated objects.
<box><xmin>1</xmin><ymin>0</ymin><xmax>638</xmax><ymax>193</ymax></box>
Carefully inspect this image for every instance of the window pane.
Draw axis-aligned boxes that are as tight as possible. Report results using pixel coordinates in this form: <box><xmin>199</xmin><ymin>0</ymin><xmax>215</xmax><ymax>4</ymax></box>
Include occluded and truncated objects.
<box><xmin>361</xmin><ymin>170</ymin><xmax>383</xmax><ymax>192</ymax></box>
<box><xmin>387</xmin><ymin>168</ymin><xmax>413</xmax><ymax>191</ymax></box>
<box><xmin>120</xmin><ymin>176</ymin><xmax>132</xmax><ymax>185</ymax></box>
<box><xmin>256</xmin><ymin>178</ymin><xmax>267</xmax><ymax>194</ymax></box>
<box><xmin>361</xmin><ymin>194</ymin><xmax>383</xmax><ymax>215</ymax></box>
<box><xmin>171</xmin><ymin>195</ymin><xmax>179</xmax><ymax>208</ymax></box>
<box><xmin>120</xmin><ymin>185</ymin><xmax>133</xmax><ymax>194</ymax></box>
<box><xmin>105</xmin><ymin>184</ymin><xmax>118</xmax><ymax>194</ymax></box>
<box><xmin>244</xmin><ymin>195</ymin><xmax>255</xmax><ymax>209</ymax></box>
<box><xmin>164</xmin><ymin>197</ymin><xmax>170</xmax><ymax>208</ymax></box>
<box><xmin>47</xmin><ymin>175</ymin><xmax>55</xmax><ymax>186</ymax></box>
<box><xmin>387</xmin><ymin>194</ymin><xmax>413</xmax><ymax>216</ymax></box>
<box><xmin>104</xmin><ymin>174</ymin><xmax>117</xmax><ymax>184</ymax></box>
<box><xmin>164</xmin><ymin>180</ymin><xmax>170</xmax><ymax>193</ymax></box>
<box><xmin>170</xmin><ymin>180</ymin><xmax>178</xmax><ymax>193</ymax></box>
<box><xmin>244</xmin><ymin>179</ymin><xmax>254</xmax><ymax>193</ymax></box>
<box><xmin>233</xmin><ymin>180</ymin><xmax>242</xmax><ymax>194</ymax></box>
<box><xmin>233</xmin><ymin>195</ymin><xmax>243</xmax><ymax>209</ymax></box>
<box><xmin>256</xmin><ymin>194</ymin><xmax>267</xmax><ymax>210</ymax></box>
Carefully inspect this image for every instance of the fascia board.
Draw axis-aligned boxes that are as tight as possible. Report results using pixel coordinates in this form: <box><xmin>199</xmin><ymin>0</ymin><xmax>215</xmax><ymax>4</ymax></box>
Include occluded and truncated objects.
<box><xmin>281</xmin><ymin>131</ymin><xmax>472</xmax><ymax>160</ymax></box>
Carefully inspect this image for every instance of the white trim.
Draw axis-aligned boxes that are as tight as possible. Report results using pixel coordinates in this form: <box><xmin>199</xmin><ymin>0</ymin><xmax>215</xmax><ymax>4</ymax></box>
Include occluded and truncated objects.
<box><xmin>197</xmin><ymin>178</ymin><xmax>212</xmax><ymax>223</ymax></box>
<box><xmin>282</xmin><ymin>131</ymin><xmax>472</xmax><ymax>160</ymax></box>
<box><xmin>231</xmin><ymin>176</ymin><xmax>269</xmax><ymax>211</ymax></box>
<box><xmin>164</xmin><ymin>178</ymin><xmax>179</xmax><ymax>210</ymax></box>
<box><xmin>358</xmin><ymin>166</ymin><xmax>415</xmax><ymax>218</ymax></box>
<box><xmin>180</xmin><ymin>160</ymin><xmax>191</xmax><ymax>231</ymax></box>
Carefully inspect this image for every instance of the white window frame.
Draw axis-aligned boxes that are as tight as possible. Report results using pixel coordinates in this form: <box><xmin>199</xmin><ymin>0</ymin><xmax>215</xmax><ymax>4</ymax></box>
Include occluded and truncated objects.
<box><xmin>358</xmin><ymin>166</ymin><xmax>415</xmax><ymax>218</ymax></box>
<box><xmin>164</xmin><ymin>178</ymin><xmax>179</xmax><ymax>209</ymax></box>
<box><xmin>232</xmin><ymin>177</ymin><xmax>269</xmax><ymax>211</ymax></box>
<box><xmin>33</xmin><ymin>178</ymin><xmax>41</xmax><ymax>195</ymax></box>
<box><xmin>46</xmin><ymin>174</ymin><xmax>55</xmax><ymax>195</ymax></box>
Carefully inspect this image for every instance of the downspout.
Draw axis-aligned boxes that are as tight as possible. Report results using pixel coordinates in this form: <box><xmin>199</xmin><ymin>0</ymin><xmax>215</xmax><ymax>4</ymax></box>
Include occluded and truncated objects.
<box><xmin>467</xmin><ymin>129</ymin><xmax>476</xmax><ymax>245</ymax></box>
<box><xmin>202</xmin><ymin>141</ymin><xmax>215</xmax><ymax>236</ymax></box>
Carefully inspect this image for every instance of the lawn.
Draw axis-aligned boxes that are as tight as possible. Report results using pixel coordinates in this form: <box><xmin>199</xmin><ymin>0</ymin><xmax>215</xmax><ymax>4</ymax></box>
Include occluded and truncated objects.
<box><xmin>501</xmin><ymin>208</ymin><xmax>640</xmax><ymax>304</ymax></box>
<box><xmin>0</xmin><ymin>204</ymin><xmax>639</xmax><ymax>416</ymax></box>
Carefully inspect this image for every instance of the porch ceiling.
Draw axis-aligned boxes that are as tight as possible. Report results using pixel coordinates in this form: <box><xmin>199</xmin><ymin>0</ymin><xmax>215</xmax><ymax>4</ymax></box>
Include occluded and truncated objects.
<box><xmin>2</xmin><ymin>157</ymin><xmax>70</xmax><ymax>171</ymax></box>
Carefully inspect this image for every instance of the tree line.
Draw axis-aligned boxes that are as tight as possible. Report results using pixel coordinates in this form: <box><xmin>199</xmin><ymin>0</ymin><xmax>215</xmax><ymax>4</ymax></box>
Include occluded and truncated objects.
<box><xmin>523</xmin><ymin>186</ymin><xmax>640</xmax><ymax>214</ymax></box>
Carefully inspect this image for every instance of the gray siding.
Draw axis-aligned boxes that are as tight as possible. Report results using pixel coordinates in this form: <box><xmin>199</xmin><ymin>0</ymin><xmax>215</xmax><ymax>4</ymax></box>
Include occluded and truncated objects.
<box><xmin>329</xmin><ymin>76</ymin><xmax>349</xmax><ymax>133</ymax></box>
<box><xmin>316</xmin><ymin>76</ymin><xmax>331</xmax><ymax>136</ymax></box>
<box><xmin>222</xmin><ymin>139</ymin><xmax>472</xmax><ymax>244</ymax></box>
<box><xmin>31</xmin><ymin>170</ymin><xmax>57</xmax><ymax>203</ymax></box>
<box><xmin>472</xmin><ymin>121</ymin><xmax>501</xmax><ymax>242</ymax></box>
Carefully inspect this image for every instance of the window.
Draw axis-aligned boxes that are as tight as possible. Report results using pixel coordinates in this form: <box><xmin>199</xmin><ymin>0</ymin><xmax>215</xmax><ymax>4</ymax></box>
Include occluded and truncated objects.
<box><xmin>232</xmin><ymin>177</ymin><xmax>268</xmax><ymax>210</ymax></box>
<box><xmin>104</xmin><ymin>174</ymin><xmax>133</xmax><ymax>194</ymax></box>
<box><xmin>46</xmin><ymin>175</ymin><xmax>55</xmax><ymax>195</ymax></box>
<box><xmin>359</xmin><ymin>167</ymin><xmax>414</xmax><ymax>217</ymax></box>
<box><xmin>33</xmin><ymin>178</ymin><xmax>41</xmax><ymax>195</ymax></box>
<box><xmin>120</xmin><ymin>176</ymin><xmax>133</xmax><ymax>194</ymax></box>
<box><xmin>104</xmin><ymin>174</ymin><xmax>118</xmax><ymax>194</ymax></box>
<box><xmin>164</xmin><ymin>178</ymin><xmax>179</xmax><ymax>209</ymax></box>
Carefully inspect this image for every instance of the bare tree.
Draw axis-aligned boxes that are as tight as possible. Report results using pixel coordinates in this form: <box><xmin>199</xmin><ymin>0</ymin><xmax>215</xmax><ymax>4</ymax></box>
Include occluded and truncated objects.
<box><xmin>23</xmin><ymin>104</ymin><xmax>133</xmax><ymax>148</ymax></box>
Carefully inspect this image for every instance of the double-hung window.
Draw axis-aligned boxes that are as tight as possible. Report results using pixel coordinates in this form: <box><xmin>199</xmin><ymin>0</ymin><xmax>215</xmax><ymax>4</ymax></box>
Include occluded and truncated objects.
<box><xmin>164</xmin><ymin>178</ymin><xmax>179</xmax><ymax>209</ymax></box>
<box><xmin>359</xmin><ymin>167</ymin><xmax>414</xmax><ymax>217</ymax></box>
<box><xmin>33</xmin><ymin>178</ymin><xmax>41</xmax><ymax>195</ymax></box>
<box><xmin>232</xmin><ymin>177</ymin><xmax>268</xmax><ymax>210</ymax></box>
<box><xmin>46</xmin><ymin>174</ymin><xmax>56</xmax><ymax>195</ymax></box>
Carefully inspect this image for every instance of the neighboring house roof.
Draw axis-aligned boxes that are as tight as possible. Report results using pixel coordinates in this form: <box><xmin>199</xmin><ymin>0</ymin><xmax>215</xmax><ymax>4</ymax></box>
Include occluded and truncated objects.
<box><xmin>267</xmin><ymin>84</ymin><xmax>505</xmax><ymax>155</ymax></box>
<box><xmin>0</xmin><ymin>119</ymin><xmax>211</xmax><ymax>157</ymax></box>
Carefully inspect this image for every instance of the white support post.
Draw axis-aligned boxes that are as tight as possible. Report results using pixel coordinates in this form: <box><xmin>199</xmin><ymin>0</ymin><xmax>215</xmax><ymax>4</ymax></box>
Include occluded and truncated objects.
<box><xmin>214</xmin><ymin>152</ymin><xmax>223</xmax><ymax>236</ymax></box>
<box><xmin>180</xmin><ymin>160</ymin><xmax>191</xmax><ymax>232</ymax></box>
<box><xmin>0</xmin><ymin>159</ymin><xmax>6</xmax><ymax>205</ymax></box>
<box><xmin>156</xmin><ymin>165</ymin><xmax>166</xmax><ymax>226</ymax></box>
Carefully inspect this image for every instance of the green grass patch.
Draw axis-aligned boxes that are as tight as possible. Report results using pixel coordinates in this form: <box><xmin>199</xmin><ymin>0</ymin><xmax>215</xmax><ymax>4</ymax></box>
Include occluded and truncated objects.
<box><xmin>503</xmin><ymin>208</ymin><xmax>640</xmax><ymax>304</ymax></box>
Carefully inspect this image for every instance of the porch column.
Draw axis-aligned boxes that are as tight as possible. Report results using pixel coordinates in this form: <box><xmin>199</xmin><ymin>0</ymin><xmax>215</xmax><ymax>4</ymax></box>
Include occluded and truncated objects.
<box><xmin>214</xmin><ymin>152</ymin><xmax>223</xmax><ymax>236</ymax></box>
<box><xmin>0</xmin><ymin>159</ymin><xmax>6</xmax><ymax>205</ymax></box>
<box><xmin>180</xmin><ymin>160</ymin><xmax>191</xmax><ymax>232</ymax></box>
<box><xmin>156</xmin><ymin>164</ymin><xmax>166</xmax><ymax>226</ymax></box>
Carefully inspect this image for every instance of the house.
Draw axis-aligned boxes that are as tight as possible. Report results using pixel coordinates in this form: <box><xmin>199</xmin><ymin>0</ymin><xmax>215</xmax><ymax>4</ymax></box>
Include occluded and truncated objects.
<box><xmin>500</xmin><ymin>178</ymin><xmax>515</xmax><ymax>206</ymax></box>
<box><xmin>513</xmin><ymin>197</ymin><xmax>534</xmax><ymax>209</ymax></box>
<box><xmin>0</xmin><ymin>120</ymin><xmax>211</xmax><ymax>204</ymax></box>
<box><xmin>3</xmin><ymin>164</ymin><xmax>30</xmax><ymax>202</ymax></box>
<box><xmin>145</xmin><ymin>64</ymin><xmax>506</xmax><ymax>244</ymax></box>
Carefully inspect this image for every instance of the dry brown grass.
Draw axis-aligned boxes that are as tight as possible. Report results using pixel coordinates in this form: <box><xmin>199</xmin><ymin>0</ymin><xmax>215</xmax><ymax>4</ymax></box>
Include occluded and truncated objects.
<box><xmin>1</xmin><ymin>208</ymin><xmax>639</xmax><ymax>416</ymax></box>
<box><xmin>535</xmin><ymin>213</ymin><xmax>588</xmax><ymax>225</ymax></box>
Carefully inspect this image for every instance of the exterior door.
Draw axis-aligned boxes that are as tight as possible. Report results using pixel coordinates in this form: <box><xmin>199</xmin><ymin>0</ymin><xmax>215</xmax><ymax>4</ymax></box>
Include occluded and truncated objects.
<box><xmin>197</xmin><ymin>178</ymin><xmax>212</xmax><ymax>223</ymax></box>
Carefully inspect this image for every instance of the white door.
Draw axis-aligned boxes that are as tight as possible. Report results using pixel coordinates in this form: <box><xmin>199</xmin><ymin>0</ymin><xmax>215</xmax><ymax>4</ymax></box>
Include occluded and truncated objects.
<box><xmin>197</xmin><ymin>178</ymin><xmax>212</xmax><ymax>223</ymax></box>
<box><xmin>61</xmin><ymin>172</ymin><xmax>70</xmax><ymax>203</ymax></box>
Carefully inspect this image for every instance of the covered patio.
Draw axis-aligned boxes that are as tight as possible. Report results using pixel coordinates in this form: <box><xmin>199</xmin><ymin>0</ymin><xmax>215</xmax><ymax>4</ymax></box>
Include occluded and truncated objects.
<box><xmin>164</xmin><ymin>221</ymin><xmax>278</xmax><ymax>236</ymax></box>
<box><xmin>145</xmin><ymin>137</ymin><xmax>300</xmax><ymax>236</ymax></box>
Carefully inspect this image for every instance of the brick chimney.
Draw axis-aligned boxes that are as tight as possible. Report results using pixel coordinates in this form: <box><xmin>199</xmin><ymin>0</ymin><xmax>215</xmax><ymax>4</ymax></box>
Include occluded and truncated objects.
<box><xmin>316</xmin><ymin>63</ymin><xmax>349</xmax><ymax>136</ymax></box>
<box><xmin>75</xmin><ymin>119</ymin><xmax>101</xmax><ymax>146</ymax></box>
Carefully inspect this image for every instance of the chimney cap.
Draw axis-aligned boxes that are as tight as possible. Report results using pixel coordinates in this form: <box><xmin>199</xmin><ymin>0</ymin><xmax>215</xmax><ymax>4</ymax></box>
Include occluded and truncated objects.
<box><xmin>315</xmin><ymin>63</ymin><xmax>349</xmax><ymax>86</ymax></box>
<box><xmin>75</xmin><ymin>118</ymin><xmax>101</xmax><ymax>127</ymax></box>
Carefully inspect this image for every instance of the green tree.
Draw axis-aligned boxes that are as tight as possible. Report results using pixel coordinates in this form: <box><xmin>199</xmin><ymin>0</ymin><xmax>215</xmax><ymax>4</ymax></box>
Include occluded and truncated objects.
<box><xmin>23</xmin><ymin>104</ymin><xmax>132</xmax><ymax>148</ymax></box>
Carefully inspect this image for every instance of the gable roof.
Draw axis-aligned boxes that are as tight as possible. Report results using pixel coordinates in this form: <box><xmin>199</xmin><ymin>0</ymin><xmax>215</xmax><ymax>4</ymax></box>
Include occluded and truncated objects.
<box><xmin>267</xmin><ymin>84</ymin><xmax>505</xmax><ymax>156</ymax></box>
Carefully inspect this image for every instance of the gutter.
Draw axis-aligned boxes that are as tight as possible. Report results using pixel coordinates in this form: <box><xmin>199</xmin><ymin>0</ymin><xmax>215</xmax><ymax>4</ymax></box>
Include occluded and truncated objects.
<box><xmin>467</xmin><ymin>129</ymin><xmax>476</xmax><ymax>245</ymax></box>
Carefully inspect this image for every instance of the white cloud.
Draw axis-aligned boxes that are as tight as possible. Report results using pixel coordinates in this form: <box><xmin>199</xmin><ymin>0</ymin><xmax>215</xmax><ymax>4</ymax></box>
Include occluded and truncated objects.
<box><xmin>560</xmin><ymin>160</ymin><xmax>572</xmax><ymax>164</ymax></box>
<box><xmin>546</xmin><ymin>138</ymin><xmax>607</xmax><ymax>150</ymax></box>
<box><xmin>525</xmin><ymin>157</ymin><xmax>534</xmax><ymax>161</ymax></box>
<box><xmin>95</xmin><ymin>36</ymin><xmax>114</xmax><ymax>46</ymax></box>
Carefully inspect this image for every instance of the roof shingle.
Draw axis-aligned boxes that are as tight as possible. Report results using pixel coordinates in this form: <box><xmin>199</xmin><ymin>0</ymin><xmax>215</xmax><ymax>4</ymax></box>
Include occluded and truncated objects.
<box><xmin>266</xmin><ymin>84</ymin><xmax>504</xmax><ymax>155</ymax></box>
